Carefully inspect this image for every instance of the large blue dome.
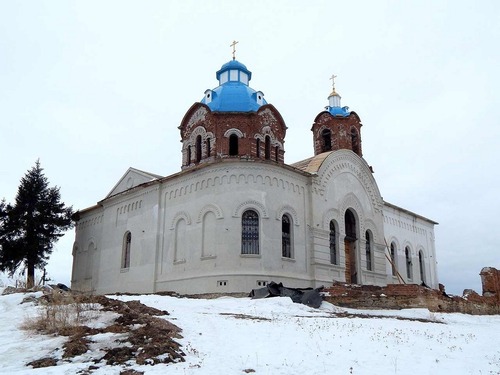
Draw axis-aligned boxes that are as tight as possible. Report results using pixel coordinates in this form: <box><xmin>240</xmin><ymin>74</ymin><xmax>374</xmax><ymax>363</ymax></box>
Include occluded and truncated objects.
<box><xmin>201</xmin><ymin>60</ymin><xmax>267</xmax><ymax>112</ymax></box>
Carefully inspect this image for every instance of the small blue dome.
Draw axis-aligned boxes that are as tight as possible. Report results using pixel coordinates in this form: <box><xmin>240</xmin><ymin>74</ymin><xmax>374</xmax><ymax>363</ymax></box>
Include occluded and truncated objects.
<box><xmin>326</xmin><ymin>105</ymin><xmax>350</xmax><ymax>117</ymax></box>
<box><xmin>216</xmin><ymin>60</ymin><xmax>252</xmax><ymax>81</ymax></box>
<box><xmin>201</xmin><ymin>60</ymin><xmax>267</xmax><ymax>112</ymax></box>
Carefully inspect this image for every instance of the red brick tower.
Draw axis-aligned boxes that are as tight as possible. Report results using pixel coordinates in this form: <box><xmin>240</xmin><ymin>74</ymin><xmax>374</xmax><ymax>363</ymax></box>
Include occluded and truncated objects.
<box><xmin>178</xmin><ymin>58</ymin><xmax>287</xmax><ymax>169</ymax></box>
<box><xmin>311</xmin><ymin>76</ymin><xmax>362</xmax><ymax>157</ymax></box>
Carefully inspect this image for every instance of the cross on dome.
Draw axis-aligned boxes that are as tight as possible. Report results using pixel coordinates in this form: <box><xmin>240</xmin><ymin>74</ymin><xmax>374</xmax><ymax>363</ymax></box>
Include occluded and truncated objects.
<box><xmin>230</xmin><ymin>40</ymin><xmax>239</xmax><ymax>60</ymax></box>
<box><xmin>330</xmin><ymin>74</ymin><xmax>337</xmax><ymax>92</ymax></box>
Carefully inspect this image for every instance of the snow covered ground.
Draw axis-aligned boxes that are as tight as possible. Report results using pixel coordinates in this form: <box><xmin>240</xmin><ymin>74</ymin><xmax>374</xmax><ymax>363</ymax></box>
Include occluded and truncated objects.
<box><xmin>1</xmin><ymin>288</ymin><xmax>499</xmax><ymax>374</ymax></box>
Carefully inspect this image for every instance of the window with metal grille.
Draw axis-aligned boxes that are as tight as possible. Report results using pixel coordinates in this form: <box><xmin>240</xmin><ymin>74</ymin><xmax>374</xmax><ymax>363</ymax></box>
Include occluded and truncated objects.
<box><xmin>241</xmin><ymin>210</ymin><xmax>259</xmax><ymax>255</ymax></box>
<box><xmin>390</xmin><ymin>242</ymin><xmax>397</xmax><ymax>276</ymax></box>
<box><xmin>329</xmin><ymin>220</ymin><xmax>337</xmax><ymax>264</ymax></box>
<box><xmin>419</xmin><ymin>251</ymin><xmax>425</xmax><ymax>284</ymax></box>
<box><xmin>122</xmin><ymin>231</ymin><xmax>131</xmax><ymax>269</ymax></box>
<box><xmin>282</xmin><ymin>214</ymin><xmax>292</xmax><ymax>258</ymax></box>
<box><xmin>405</xmin><ymin>247</ymin><xmax>412</xmax><ymax>280</ymax></box>
<box><xmin>365</xmin><ymin>231</ymin><xmax>372</xmax><ymax>271</ymax></box>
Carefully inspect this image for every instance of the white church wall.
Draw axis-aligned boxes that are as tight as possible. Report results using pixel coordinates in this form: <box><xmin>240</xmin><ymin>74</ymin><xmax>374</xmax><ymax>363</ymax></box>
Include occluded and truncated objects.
<box><xmin>382</xmin><ymin>203</ymin><xmax>438</xmax><ymax>289</ymax></box>
<box><xmin>71</xmin><ymin>208</ymin><xmax>104</xmax><ymax>293</ymax></box>
<box><xmin>155</xmin><ymin>161</ymin><xmax>312</xmax><ymax>294</ymax></box>
<box><xmin>309</xmin><ymin>151</ymin><xmax>387</xmax><ymax>287</ymax></box>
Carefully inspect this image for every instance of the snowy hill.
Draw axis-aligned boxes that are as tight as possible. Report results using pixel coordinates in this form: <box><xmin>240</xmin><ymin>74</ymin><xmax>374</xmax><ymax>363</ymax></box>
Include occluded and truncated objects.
<box><xmin>1</xmin><ymin>289</ymin><xmax>499</xmax><ymax>374</ymax></box>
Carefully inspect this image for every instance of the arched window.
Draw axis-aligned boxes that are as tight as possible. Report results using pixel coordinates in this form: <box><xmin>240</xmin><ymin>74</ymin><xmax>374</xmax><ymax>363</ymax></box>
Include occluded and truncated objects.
<box><xmin>275</xmin><ymin>146</ymin><xmax>279</xmax><ymax>162</ymax></box>
<box><xmin>242</xmin><ymin>210</ymin><xmax>259</xmax><ymax>255</ymax></box>
<box><xmin>329</xmin><ymin>220</ymin><xmax>337</xmax><ymax>264</ymax></box>
<box><xmin>351</xmin><ymin>128</ymin><xmax>360</xmax><ymax>155</ymax></box>
<box><xmin>256</xmin><ymin>138</ymin><xmax>260</xmax><ymax>158</ymax></box>
<box><xmin>322</xmin><ymin>129</ymin><xmax>332</xmax><ymax>152</ymax></box>
<box><xmin>365</xmin><ymin>231</ymin><xmax>372</xmax><ymax>271</ymax></box>
<box><xmin>122</xmin><ymin>231</ymin><xmax>131</xmax><ymax>269</ymax></box>
<box><xmin>196</xmin><ymin>135</ymin><xmax>202</xmax><ymax>163</ymax></box>
<box><xmin>229</xmin><ymin>134</ymin><xmax>239</xmax><ymax>156</ymax></box>
<box><xmin>418</xmin><ymin>250</ymin><xmax>425</xmax><ymax>284</ymax></box>
<box><xmin>390</xmin><ymin>242</ymin><xmax>397</xmax><ymax>276</ymax></box>
<box><xmin>282</xmin><ymin>214</ymin><xmax>292</xmax><ymax>258</ymax></box>
<box><xmin>265</xmin><ymin>135</ymin><xmax>271</xmax><ymax>160</ymax></box>
<box><xmin>405</xmin><ymin>246</ymin><xmax>412</xmax><ymax>280</ymax></box>
<box><xmin>187</xmin><ymin>145</ymin><xmax>192</xmax><ymax>165</ymax></box>
<box><xmin>206</xmin><ymin>138</ymin><xmax>211</xmax><ymax>158</ymax></box>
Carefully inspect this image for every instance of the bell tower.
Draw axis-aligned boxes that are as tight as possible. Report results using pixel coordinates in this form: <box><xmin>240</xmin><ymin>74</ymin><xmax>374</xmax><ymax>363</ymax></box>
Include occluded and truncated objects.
<box><xmin>311</xmin><ymin>75</ymin><xmax>362</xmax><ymax>157</ymax></box>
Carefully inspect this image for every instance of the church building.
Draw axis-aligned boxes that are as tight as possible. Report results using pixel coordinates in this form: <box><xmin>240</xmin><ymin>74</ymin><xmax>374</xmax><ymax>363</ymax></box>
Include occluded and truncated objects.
<box><xmin>71</xmin><ymin>51</ymin><xmax>438</xmax><ymax>295</ymax></box>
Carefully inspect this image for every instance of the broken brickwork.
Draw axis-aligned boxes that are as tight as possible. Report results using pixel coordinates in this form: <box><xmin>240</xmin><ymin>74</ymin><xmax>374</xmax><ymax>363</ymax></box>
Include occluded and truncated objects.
<box><xmin>480</xmin><ymin>267</ymin><xmax>500</xmax><ymax>302</ymax></box>
<box><xmin>323</xmin><ymin>267</ymin><xmax>500</xmax><ymax>315</ymax></box>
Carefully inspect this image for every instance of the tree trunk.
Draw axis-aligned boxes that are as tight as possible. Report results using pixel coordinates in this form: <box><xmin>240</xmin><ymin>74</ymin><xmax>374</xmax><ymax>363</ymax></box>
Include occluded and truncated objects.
<box><xmin>26</xmin><ymin>258</ymin><xmax>35</xmax><ymax>289</ymax></box>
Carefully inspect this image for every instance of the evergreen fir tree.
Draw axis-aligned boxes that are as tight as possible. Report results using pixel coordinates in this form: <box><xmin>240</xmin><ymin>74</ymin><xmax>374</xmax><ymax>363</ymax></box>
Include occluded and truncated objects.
<box><xmin>0</xmin><ymin>160</ymin><xmax>73</xmax><ymax>288</ymax></box>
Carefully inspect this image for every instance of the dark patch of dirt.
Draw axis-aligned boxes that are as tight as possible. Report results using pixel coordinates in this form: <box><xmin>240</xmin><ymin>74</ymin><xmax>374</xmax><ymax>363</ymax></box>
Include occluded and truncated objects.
<box><xmin>27</xmin><ymin>357</ymin><xmax>58</xmax><ymax>368</ymax></box>
<box><xmin>120</xmin><ymin>369</ymin><xmax>144</xmax><ymax>375</ymax></box>
<box><xmin>25</xmin><ymin>293</ymin><xmax>185</xmax><ymax>371</ymax></box>
<box><xmin>219</xmin><ymin>312</ymin><xmax>272</xmax><ymax>321</ymax></box>
<box><xmin>101</xmin><ymin>346</ymin><xmax>135</xmax><ymax>365</ymax></box>
<box><xmin>293</xmin><ymin>312</ymin><xmax>444</xmax><ymax>324</ymax></box>
<box><xmin>63</xmin><ymin>335</ymin><xmax>91</xmax><ymax>358</ymax></box>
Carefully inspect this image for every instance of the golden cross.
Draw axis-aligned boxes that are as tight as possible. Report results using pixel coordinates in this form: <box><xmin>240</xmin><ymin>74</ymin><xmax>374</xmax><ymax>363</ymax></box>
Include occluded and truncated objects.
<box><xmin>230</xmin><ymin>40</ymin><xmax>239</xmax><ymax>60</ymax></box>
<box><xmin>330</xmin><ymin>74</ymin><xmax>337</xmax><ymax>91</ymax></box>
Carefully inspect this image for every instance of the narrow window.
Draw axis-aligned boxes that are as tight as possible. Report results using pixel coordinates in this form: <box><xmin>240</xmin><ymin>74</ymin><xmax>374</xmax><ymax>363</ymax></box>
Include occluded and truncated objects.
<box><xmin>265</xmin><ymin>135</ymin><xmax>271</xmax><ymax>160</ymax></box>
<box><xmin>229</xmin><ymin>134</ymin><xmax>239</xmax><ymax>156</ymax></box>
<box><xmin>206</xmin><ymin>138</ymin><xmax>211</xmax><ymax>158</ymax></box>
<box><xmin>196</xmin><ymin>135</ymin><xmax>202</xmax><ymax>163</ymax></box>
<box><xmin>122</xmin><ymin>231</ymin><xmax>131</xmax><ymax>268</ymax></box>
<box><xmin>329</xmin><ymin>220</ymin><xmax>337</xmax><ymax>264</ymax></box>
<box><xmin>390</xmin><ymin>242</ymin><xmax>396</xmax><ymax>276</ymax></box>
<box><xmin>365</xmin><ymin>231</ymin><xmax>372</xmax><ymax>271</ymax></box>
<box><xmin>322</xmin><ymin>129</ymin><xmax>332</xmax><ymax>152</ymax></box>
<box><xmin>187</xmin><ymin>145</ymin><xmax>192</xmax><ymax>165</ymax></box>
<box><xmin>275</xmin><ymin>146</ymin><xmax>279</xmax><ymax>162</ymax></box>
<box><xmin>418</xmin><ymin>251</ymin><xmax>425</xmax><ymax>284</ymax></box>
<box><xmin>405</xmin><ymin>247</ymin><xmax>412</xmax><ymax>280</ymax></box>
<box><xmin>242</xmin><ymin>210</ymin><xmax>259</xmax><ymax>255</ymax></box>
<box><xmin>256</xmin><ymin>138</ymin><xmax>260</xmax><ymax>158</ymax></box>
<box><xmin>282</xmin><ymin>214</ymin><xmax>292</xmax><ymax>258</ymax></box>
<box><xmin>351</xmin><ymin>128</ymin><xmax>360</xmax><ymax>155</ymax></box>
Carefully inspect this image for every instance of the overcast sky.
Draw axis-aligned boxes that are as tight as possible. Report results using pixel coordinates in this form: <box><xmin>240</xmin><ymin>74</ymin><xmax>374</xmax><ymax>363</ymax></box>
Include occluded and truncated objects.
<box><xmin>1</xmin><ymin>1</ymin><xmax>498</xmax><ymax>295</ymax></box>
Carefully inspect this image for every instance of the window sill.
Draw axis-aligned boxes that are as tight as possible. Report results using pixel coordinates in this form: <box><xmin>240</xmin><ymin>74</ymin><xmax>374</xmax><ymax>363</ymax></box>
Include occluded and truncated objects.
<box><xmin>120</xmin><ymin>268</ymin><xmax>129</xmax><ymax>273</ymax></box>
<box><xmin>174</xmin><ymin>259</ymin><xmax>186</xmax><ymax>265</ymax></box>
<box><xmin>240</xmin><ymin>254</ymin><xmax>261</xmax><ymax>258</ymax></box>
<box><xmin>201</xmin><ymin>255</ymin><xmax>217</xmax><ymax>261</ymax></box>
<box><xmin>281</xmin><ymin>257</ymin><xmax>296</xmax><ymax>262</ymax></box>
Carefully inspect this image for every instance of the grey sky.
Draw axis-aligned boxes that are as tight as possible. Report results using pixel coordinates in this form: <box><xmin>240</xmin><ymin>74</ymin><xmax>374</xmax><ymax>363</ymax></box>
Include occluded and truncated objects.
<box><xmin>1</xmin><ymin>1</ymin><xmax>498</xmax><ymax>295</ymax></box>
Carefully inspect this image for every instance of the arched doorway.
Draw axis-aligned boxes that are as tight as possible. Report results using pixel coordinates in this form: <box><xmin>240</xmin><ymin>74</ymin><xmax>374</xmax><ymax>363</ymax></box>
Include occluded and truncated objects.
<box><xmin>344</xmin><ymin>209</ymin><xmax>358</xmax><ymax>284</ymax></box>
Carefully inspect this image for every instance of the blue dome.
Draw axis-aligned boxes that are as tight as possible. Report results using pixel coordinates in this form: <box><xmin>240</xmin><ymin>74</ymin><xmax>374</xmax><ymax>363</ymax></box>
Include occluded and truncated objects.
<box><xmin>200</xmin><ymin>60</ymin><xmax>267</xmax><ymax>112</ymax></box>
<box><xmin>327</xmin><ymin>105</ymin><xmax>350</xmax><ymax>117</ymax></box>
<box><xmin>216</xmin><ymin>60</ymin><xmax>252</xmax><ymax>81</ymax></box>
